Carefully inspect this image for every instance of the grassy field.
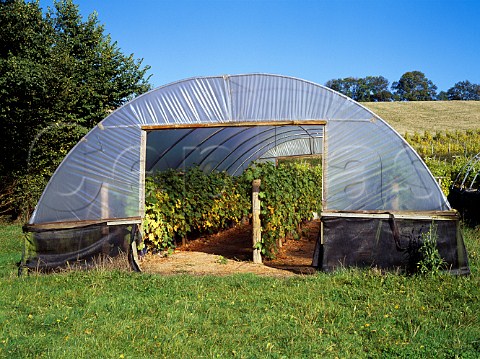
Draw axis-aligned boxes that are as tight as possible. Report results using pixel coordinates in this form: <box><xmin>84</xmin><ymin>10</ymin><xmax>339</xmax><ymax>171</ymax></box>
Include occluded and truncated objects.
<box><xmin>362</xmin><ymin>101</ymin><xmax>480</xmax><ymax>135</ymax></box>
<box><xmin>1</xmin><ymin>224</ymin><xmax>479</xmax><ymax>358</ymax></box>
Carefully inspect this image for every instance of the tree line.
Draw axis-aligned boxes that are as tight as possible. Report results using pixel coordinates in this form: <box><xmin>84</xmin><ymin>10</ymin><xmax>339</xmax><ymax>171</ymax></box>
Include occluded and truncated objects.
<box><xmin>325</xmin><ymin>71</ymin><xmax>480</xmax><ymax>102</ymax></box>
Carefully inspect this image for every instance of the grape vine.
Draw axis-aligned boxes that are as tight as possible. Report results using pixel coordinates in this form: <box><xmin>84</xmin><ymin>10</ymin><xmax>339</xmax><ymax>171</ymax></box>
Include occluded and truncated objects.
<box><xmin>143</xmin><ymin>162</ymin><xmax>322</xmax><ymax>258</ymax></box>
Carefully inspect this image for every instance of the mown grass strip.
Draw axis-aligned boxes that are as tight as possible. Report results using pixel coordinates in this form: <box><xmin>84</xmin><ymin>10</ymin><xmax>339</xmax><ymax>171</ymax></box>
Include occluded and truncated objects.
<box><xmin>1</xmin><ymin>224</ymin><xmax>480</xmax><ymax>358</ymax></box>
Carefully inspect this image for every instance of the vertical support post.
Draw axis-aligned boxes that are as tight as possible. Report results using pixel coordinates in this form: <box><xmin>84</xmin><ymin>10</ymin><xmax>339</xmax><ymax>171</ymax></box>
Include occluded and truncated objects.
<box><xmin>100</xmin><ymin>183</ymin><xmax>110</xmax><ymax>237</ymax></box>
<box><xmin>139</xmin><ymin>130</ymin><xmax>147</xmax><ymax>219</ymax></box>
<box><xmin>252</xmin><ymin>179</ymin><xmax>262</xmax><ymax>264</ymax></box>
<box><xmin>100</xmin><ymin>182</ymin><xmax>110</xmax><ymax>219</ymax></box>
<box><xmin>321</xmin><ymin>123</ymin><xmax>327</xmax><ymax>212</ymax></box>
<box><xmin>134</xmin><ymin>129</ymin><xmax>147</xmax><ymax>263</ymax></box>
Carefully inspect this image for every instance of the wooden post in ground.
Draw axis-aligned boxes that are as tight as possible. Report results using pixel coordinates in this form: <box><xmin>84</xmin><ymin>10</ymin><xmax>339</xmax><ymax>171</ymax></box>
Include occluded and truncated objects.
<box><xmin>252</xmin><ymin>179</ymin><xmax>262</xmax><ymax>264</ymax></box>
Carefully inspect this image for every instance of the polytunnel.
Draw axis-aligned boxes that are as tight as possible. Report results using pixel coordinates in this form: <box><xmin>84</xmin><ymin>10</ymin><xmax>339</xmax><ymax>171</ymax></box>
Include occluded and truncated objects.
<box><xmin>448</xmin><ymin>151</ymin><xmax>480</xmax><ymax>225</ymax></box>
<box><xmin>22</xmin><ymin>74</ymin><xmax>469</xmax><ymax>274</ymax></box>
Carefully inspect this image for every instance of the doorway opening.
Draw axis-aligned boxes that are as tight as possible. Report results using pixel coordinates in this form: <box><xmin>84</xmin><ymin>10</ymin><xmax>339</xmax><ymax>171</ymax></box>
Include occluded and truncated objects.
<box><xmin>141</xmin><ymin>122</ymin><xmax>324</xmax><ymax>275</ymax></box>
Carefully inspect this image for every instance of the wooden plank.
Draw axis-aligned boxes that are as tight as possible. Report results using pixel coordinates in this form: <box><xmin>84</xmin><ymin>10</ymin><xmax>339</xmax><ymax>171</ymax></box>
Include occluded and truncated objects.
<box><xmin>320</xmin><ymin>210</ymin><xmax>459</xmax><ymax>221</ymax></box>
<box><xmin>24</xmin><ymin>217</ymin><xmax>143</xmax><ymax>232</ymax></box>
<box><xmin>142</xmin><ymin>120</ymin><xmax>327</xmax><ymax>131</ymax></box>
<box><xmin>100</xmin><ymin>183</ymin><xmax>110</xmax><ymax>219</ymax></box>
<box><xmin>106</xmin><ymin>219</ymin><xmax>143</xmax><ymax>226</ymax></box>
<box><xmin>139</xmin><ymin>130</ymin><xmax>147</xmax><ymax>218</ymax></box>
<box><xmin>322</xmin><ymin>123</ymin><xmax>328</xmax><ymax>210</ymax></box>
<box><xmin>252</xmin><ymin>179</ymin><xmax>262</xmax><ymax>264</ymax></box>
<box><xmin>275</xmin><ymin>154</ymin><xmax>323</xmax><ymax>162</ymax></box>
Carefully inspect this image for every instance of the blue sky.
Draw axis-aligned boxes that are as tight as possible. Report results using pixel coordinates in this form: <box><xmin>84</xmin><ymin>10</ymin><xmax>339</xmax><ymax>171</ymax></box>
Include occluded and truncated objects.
<box><xmin>42</xmin><ymin>0</ymin><xmax>480</xmax><ymax>92</ymax></box>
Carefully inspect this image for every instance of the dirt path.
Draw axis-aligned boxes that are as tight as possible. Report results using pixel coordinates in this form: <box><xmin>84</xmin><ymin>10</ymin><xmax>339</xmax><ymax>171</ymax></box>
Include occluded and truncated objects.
<box><xmin>140</xmin><ymin>221</ymin><xmax>320</xmax><ymax>277</ymax></box>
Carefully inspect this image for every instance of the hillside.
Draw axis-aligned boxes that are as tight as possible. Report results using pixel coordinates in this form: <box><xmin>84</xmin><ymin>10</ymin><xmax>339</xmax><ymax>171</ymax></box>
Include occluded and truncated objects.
<box><xmin>362</xmin><ymin>101</ymin><xmax>480</xmax><ymax>135</ymax></box>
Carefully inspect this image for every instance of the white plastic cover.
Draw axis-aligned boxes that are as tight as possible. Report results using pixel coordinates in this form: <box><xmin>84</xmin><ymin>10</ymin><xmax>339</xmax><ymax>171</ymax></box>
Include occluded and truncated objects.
<box><xmin>29</xmin><ymin>74</ymin><xmax>449</xmax><ymax>225</ymax></box>
<box><xmin>325</xmin><ymin>119</ymin><xmax>448</xmax><ymax>210</ymax></box>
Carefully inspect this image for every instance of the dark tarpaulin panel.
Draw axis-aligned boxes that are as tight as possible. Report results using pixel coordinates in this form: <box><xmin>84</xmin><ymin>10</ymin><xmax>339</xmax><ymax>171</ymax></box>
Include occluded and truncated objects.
<box><xmin>317</xmin><ymin>216</ymin><xmax>469</xmax><ymax>275</ymax></box>
<box><xmin>22</xmin><ymin>223</ymin><xmax>137</xmax><ymax>271</ymax></box>
<box><xmin>448</xmin><ymin>187</ymin><xmax>480</xmax><ymax>225</ymax></box>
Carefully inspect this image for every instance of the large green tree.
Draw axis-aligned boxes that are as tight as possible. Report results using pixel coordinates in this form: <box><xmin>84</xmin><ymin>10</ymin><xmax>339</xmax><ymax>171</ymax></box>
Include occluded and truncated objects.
<box><xmin>391</xmin><ymin>71</ymin><xmax>437</xmax><ymax>101</ymax></box>
<box><xmin>362</xmin><ymin>76</ymin><xmax>393</xmax><ymax>102</ymax></box>
<box><xmin>0</xmin><ymin>0</ymin><xmax>151</xmax><ymax>218</ymax></box>
<box><xmin>447</xmin><ymin>80</ymin><xmax>480</xmax><ymax>100</ymax></box>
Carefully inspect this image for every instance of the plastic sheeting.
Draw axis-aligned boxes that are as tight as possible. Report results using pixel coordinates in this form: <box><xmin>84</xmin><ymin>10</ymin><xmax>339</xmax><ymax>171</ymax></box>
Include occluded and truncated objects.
<box><xmin>325</xmin><ymin>120</ymin><xmax>449</xmax><ymax>211</ymax></box>
<box><xmin>146</xmin><ymin>125</ymin><xmax>324</xmax><ymax>175</ymax></box>
<box><xmin>29</xmin><ymin>74</ymin><xmax>449</xmax><ymax>225</ymax></box>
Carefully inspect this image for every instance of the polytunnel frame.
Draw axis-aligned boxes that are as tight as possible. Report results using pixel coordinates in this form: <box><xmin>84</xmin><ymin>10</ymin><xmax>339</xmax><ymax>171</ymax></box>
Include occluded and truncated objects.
<box><xmin>19</xmin><ymin>73</ymin><xmax>469</xmax><ymax>274</ymax></box>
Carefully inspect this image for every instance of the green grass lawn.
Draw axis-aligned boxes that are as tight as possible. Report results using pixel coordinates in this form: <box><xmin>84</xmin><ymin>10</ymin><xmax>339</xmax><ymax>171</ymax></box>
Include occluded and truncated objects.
<box><xmin>1</xmin><ymin>224</ymin><xmax>480</xmax><ymax>358</ymax></box>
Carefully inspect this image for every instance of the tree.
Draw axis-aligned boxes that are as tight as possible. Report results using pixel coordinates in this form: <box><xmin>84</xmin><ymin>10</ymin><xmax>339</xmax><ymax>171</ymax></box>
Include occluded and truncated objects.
<box><xmin>0</xmin><ymin>0</ymin><xmax>152</xmax><ymax>218</ymax></box>
<box><xmin>447</xmin><ymin>80</ymin><xmax>480</xmax><ymax>100</ymax></box>
<box><xmin>362</xmin><ymin>76</ymin><xmax>393</xmax><ymax>102</ymax></box>
<box><xmin>325</xmin><ymin>76</ymin><xmax>392</xmax><ymax>102</ymax></box>
<box><xmin>0</xmin><ymin>0</ymin><xmax>53</xmax><ymax>174</ymax></box>
<box><xmin>325</xmin><ymin>77</ymin><xmax>361</xmax><ymax>100</ymax></box>
<box><xmin>391</xmin><ymin>71</ymin><xmax>437</xmax><ymax>101</ymax></box>
<box><xmin>437</xmin><ymin>91</ymin><xmax>449</xmax><ymax>101</ymax></box>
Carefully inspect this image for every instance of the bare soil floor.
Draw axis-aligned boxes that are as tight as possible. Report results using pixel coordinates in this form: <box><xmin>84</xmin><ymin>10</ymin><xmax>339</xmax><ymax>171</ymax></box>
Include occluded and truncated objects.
<box><xmin>141</xmin><ymin>221</ymin><xmax>320</xmax><ymax>277</ymax></box>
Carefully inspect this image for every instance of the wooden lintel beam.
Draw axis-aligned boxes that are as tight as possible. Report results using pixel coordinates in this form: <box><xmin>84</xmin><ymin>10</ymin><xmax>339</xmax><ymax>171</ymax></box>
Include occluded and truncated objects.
<box><xmin>141</xmin><ymin>120</ymin><xmax>327</xmax><ymax>131</ymax></box>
